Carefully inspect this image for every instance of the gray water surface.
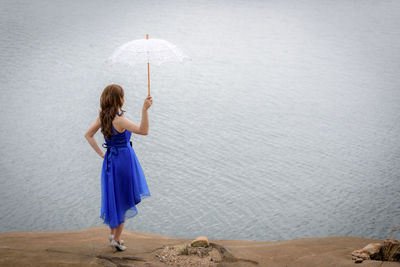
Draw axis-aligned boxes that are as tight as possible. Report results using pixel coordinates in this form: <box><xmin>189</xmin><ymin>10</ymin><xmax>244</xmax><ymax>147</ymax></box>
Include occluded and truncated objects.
<box><xmin>1</xmin><ymin>0</ymin><xmax>399</xmax><ymax>241</ymax></box>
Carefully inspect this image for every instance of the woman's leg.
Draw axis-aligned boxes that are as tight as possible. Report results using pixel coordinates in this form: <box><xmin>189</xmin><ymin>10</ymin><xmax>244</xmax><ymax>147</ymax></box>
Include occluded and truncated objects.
<box><xmin>114</xmin><ymin>222</ymin><xmax>125</xmax><ymax>242</ymax></box>
<box><xmin>110</xmin><ymin>227</ymin><xmax>116</xmax><ymax>235</ymax></box>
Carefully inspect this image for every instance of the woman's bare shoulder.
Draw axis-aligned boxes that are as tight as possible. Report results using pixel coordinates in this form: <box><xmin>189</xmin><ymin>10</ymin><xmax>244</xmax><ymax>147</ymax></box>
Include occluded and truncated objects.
<box><xmin>115</xmin><ymin>113</ymin><xmax>128</xmax><ymax>122</ymax></box>
<box><xmin>112</xmin><ymin>113</ymin><xmax>125</xmax><ymax>127</ymax></box>
<box><xmin>114</xmin><ymin>113</ymin><xmax>133</xmax><ymax>128</ymax></box>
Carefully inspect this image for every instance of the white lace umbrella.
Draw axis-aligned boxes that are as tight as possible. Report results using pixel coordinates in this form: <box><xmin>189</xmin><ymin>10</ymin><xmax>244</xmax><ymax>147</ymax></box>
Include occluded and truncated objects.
<box><xmin>106</xmin><ymin>34</ymin><xmax>190</xmax><ymax>96</ymax></box>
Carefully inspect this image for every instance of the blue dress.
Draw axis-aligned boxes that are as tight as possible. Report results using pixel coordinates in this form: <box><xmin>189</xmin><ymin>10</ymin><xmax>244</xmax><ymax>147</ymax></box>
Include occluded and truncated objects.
<box><xmin>100</xmin><ymin>119</ymin><xmax>151</xmax><ymax>229</ymax></box>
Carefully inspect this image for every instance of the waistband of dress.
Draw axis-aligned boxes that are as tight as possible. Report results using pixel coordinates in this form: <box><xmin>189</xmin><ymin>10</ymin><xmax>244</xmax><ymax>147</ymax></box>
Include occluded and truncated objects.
<box><xmin>102</xmin><ymin>142</ymin><xmax>131</xmax><ymax>149</ymax></box>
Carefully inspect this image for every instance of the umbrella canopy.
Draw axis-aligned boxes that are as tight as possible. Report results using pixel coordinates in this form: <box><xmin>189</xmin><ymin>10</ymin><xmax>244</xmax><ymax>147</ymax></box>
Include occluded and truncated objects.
<box><xmin>106</xmin><ymin>34</ymin><xmax>190</xmax><ymax>96</ymax></box>
<box><xmin>107</xmin><ymin>38</ymin><xmax>190</xmax><ymax>67</ymax></box>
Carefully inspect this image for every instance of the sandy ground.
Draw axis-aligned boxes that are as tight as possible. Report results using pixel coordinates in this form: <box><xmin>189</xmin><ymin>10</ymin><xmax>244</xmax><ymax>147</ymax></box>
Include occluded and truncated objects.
<box><xmin>0</xmin><ymin>226</ymin><xmax>399</xmax><ymax>266</ymax></box>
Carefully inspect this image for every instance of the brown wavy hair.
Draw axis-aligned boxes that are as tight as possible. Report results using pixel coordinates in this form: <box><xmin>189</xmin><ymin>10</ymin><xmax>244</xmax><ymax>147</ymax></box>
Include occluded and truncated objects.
<box><xmin>99</xmin><ymin>84</ymin><xmax>126</xmax><ymax>140</ymax></box>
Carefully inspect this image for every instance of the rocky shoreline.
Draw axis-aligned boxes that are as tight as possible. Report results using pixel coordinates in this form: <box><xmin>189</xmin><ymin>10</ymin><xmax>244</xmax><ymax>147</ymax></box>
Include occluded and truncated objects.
<box><xmin>0</xmin><ymin>226</ymin><xmax>399</xmax><ymax>266</ymax></box>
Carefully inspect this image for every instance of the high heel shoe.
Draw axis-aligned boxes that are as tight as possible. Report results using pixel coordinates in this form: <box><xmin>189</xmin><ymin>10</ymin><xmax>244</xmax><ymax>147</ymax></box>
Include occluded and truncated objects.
<box><xmin>109</xmin><ymin>234</ymin><xmax>124</xmax><ymax>245</ymax></box>
<box><xmin>110</xmin><ymin>239</ymin><xmax>127</xmax><ymax>251</ymax></box>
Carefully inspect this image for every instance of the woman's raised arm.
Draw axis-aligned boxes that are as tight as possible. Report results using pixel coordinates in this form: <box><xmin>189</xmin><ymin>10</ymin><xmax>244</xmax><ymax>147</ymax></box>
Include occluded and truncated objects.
<box><xmin>120</xmin><ymin>113</ymin><xmax>148</xmax><ymax>135</ymax></box>
<box><xmin>120</xmin><ymin>96</ymin><xmax>152</xmax><ymax>135</ymax></box>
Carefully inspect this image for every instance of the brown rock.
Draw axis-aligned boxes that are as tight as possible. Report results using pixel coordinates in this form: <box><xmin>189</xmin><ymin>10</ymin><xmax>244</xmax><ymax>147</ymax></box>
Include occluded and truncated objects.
<box><xmin>352</xmin><ymin>242</ymin><xmax>383</xmax><ymax>261</ymax></box>
<box><xmin>382</xmin><ymin>238</ymin><xmax>400</xmax><ymax>262</ymax></box>
<box><xmin>209</xmin><ymin>247</ymin><xmax>223</xmax><ymax>263</ymax></box>
<box><xmin>190</xmin><ymin>236</ymin><xmax>209</xmax><ymax>247</ymax></box>
<box><xmin>362</xmin><ymin>242</ymin><xmax>382</xmax><ymax>254</ymax></box>
<box><xmin>354</xmin><ymin>258</ymin><xmax>364</xmax><ymax>263</ymax></box>
<box><xmin>351</xmin><ymin>249</ymin><xmax>370</xmax><ymax>260</ymax></box>
<box><xmin>352</xmin><ymin>238</ymin><xmax>400</xmax><ymax>262</ymax></box>
<box><xmin>362</xmin><ymin>242</ymin><xmax>383</xmax><ymax>260</ymax></box>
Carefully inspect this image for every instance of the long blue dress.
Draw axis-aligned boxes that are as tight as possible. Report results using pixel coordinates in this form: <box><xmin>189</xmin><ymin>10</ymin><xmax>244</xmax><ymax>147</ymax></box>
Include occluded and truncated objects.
<box><xmin>100</xmin><ymin>117</ymin><xmax>151</xmax><ymax>229</ymax></box>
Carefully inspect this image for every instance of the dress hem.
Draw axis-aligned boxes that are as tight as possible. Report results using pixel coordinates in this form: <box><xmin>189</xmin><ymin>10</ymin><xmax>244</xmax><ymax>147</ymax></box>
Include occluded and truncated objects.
<box><xmin>99</xmin><ymin>193</ymin><xmax>151</xmax><ymax>229</ymax></box>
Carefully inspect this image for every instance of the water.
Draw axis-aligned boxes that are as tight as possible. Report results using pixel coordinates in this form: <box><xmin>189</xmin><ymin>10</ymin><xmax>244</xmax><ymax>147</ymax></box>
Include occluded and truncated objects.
<box><xmin>0</xmin><ymin>0</ymin><xmax>399</xmax><ymax>241</ymax></box>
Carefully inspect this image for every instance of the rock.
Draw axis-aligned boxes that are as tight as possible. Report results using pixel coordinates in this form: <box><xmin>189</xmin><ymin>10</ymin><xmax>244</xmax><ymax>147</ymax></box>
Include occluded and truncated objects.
<box><xmin>176</xmin><ymin>244</ymin><xmax>188</xmax><ymax>255</ymax></box>
<box><xmin>362</xmin><ymin>243</ymin><xmax>383</xmax><ymax>260</ymax></box>
<box><xmin>352</xmin><ymin>238</ymin><xmax>400</xmax><ymax>263</ymax></box>
<box><xmin>382</xmin><ymin>238</ymin><xmax>400</xmax><ymax>262</ymax></box>
<box><xmin>362</xmin><ymin>243</ymin><xmax>382</xmax><ymax>254</ymax></box>
<box><xmin>351</xmin><ymin>249</ymin><xmax>370</xmax><ymax>260</ymax></box>
<box><xmin>187</xmin><ymin>244</ymin><xmax>213</xmax><ymax>257</ymax></box>
<box><xmin>209</xmin><ymin>248</ymin><xmax>223</xmax><ymax>263</ymax></box>
<box><xmin>191</xmin><ymin>236</ymin><xmax>209</xmax><ymax>247</ymax></box>
<box><xmin>355</xmin><ymin>258</ymin><xmax>364</xmax><ymax>263</ymax></box>
<box><xmin>352</xmin><ymin>242</ymin><xmax>383</xmax><ymax>261</ymax></box>
<box><xmin>156</xmin><ymin>243</ymin><xmax>219</xmax><ymax>266</ymax></box>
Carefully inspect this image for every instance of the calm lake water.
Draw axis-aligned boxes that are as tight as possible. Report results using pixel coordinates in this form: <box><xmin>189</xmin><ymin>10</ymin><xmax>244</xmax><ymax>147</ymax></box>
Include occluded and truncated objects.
<box><xmin>1</xmin><ymin>0</ymin><xmax>399</xmax><ymax>241</ymax></box>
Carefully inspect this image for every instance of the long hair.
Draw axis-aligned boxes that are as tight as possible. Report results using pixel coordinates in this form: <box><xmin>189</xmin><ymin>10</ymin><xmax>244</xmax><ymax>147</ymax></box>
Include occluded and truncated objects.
<box><xmin>99</xmin><ymin>84</ymin><xmax>126</xmax><ymax>140</ymax></box>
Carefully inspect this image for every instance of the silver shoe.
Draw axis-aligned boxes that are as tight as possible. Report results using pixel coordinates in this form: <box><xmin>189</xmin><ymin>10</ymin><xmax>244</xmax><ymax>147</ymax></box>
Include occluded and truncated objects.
<box><xmin>110</xmin><ymin>239</ymin><xmax>127</xmax><ymax>251</ymax></box>
<box><xmin>109</xmin><ymin>234</ymin><xmax>124</xmax><ymax>245</ymax></box>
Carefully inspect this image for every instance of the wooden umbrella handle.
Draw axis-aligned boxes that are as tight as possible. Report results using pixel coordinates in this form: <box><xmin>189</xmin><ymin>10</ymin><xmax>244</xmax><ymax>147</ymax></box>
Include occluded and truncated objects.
<box><xmin>146</xmin><ymin>33</ymin><xmax>150</xmax><ymax>97</ymax></box>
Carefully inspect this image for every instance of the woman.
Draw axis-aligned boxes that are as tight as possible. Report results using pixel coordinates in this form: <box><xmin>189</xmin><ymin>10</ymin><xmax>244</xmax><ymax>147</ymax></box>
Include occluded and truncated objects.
<box><xmin>84</xmin><ymin>84</ymin><xmax>152</xmax><ymax>251</ymax></box>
